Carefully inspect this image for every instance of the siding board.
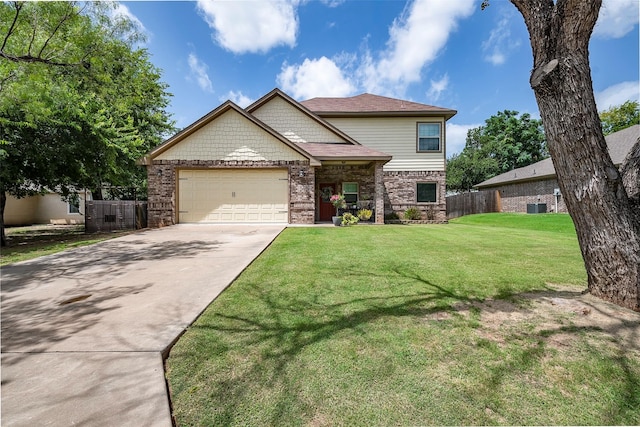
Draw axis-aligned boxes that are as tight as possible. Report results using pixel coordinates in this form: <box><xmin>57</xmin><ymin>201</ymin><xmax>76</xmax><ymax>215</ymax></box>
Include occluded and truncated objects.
<box><xmin>325</xmin><ymin>117</ymin><xmax>446</xmax><ymax>171</ymax></box>
<box><xmin>252</xmin><ymin>97</ymin><xmax>348</xmax><ymax>143</ymax></box>
<box><xmin>156</xmin><ymin>109</ymin><xmax>306</xmax><ymax>162</ymax></box>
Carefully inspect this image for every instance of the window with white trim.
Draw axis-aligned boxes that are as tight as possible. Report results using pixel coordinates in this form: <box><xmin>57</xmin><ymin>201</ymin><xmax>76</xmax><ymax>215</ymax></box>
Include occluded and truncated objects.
<box><xmin>417</xmin><ymin>182</ymin><xmax>437</xmax><ymax>203</ymax></box>
<box><xmin>417</xmin><ymin>122</ymin><xmax>441</xmax><ymax>152</ymax></box>
<box><xmin>342</xmin><ymin>182</ymin><xmax>359</xmax><ymax>204</ymax></box>
<box><xmin>68</xmin><ymin>200</ymin><xmax>81</xmax><ymax>214</ymax></box>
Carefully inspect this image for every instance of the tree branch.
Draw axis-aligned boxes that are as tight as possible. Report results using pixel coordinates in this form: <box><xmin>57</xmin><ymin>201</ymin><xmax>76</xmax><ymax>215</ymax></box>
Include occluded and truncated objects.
<box><xmin>27</xmin><ymin>4</ymin><xmax>38</xmax><ymax>57</ymax></box>
<box><xmin>37</xmin><ymin>2</ymin><xmax>77</xmax><ymax>59</ymax></box>
<box><xmin>0</xmin><ymin>69</ymin><xmax>18</xmax><ymax>93</ymax></box>
<box><xmin>530</xmin><ymin>58</ymin><xmax>559</xmax><ymax>88</ymax></box>
<box><xmin>0</xmin><ymin>51</ymin><xmax>81</xmax><ymax>67</ymax></box>
<box><xmin>1</xmin><ymin>2</ymin><xmax>23</xmax><ymax>53</ymax></box>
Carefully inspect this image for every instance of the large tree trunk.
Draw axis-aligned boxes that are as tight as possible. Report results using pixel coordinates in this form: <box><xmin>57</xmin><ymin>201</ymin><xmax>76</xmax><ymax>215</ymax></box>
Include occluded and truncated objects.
<box><xmin>511</xmin><ymin>0</ymin><xmax>640</xmax><ymax>311</ymax></box>
<box><xmin>1</xmin><ymin>190</ymin><xmax>6</xmax><ymax>247</ymax></box>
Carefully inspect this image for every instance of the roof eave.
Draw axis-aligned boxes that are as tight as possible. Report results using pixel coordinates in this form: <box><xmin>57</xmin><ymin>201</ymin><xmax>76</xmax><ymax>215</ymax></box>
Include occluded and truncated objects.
<box><xmin>142</xmin><ymin>101</ymin><xmax>238</xmax><ymax>162</ymax></box>
<box><xmin>314</xmin><ymin>155</ymin><xmax>392</xmax><ymax>162</ymax></box>
<box><xmin>314</xmin><ymin>110</ymin><xmax>458</xmax><ymax>120</ymax></box>
<box><xmin>474</xmin><ymin>173</ymin><xmax>557</xmax><ymax>189</ymax></box>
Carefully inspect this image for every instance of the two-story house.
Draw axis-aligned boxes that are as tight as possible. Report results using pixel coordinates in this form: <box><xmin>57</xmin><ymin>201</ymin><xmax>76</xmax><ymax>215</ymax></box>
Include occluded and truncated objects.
<box><xmin>141</xmin><ymin>88</ymin><xmax>456</xmax><ymax>226</ymax></box>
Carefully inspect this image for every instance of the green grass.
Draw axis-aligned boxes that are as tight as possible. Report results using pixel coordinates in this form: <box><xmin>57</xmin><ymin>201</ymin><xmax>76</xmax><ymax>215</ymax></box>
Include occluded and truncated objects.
<box><xmin>165</xmin><ymin>214</ymin><xmax>640</xmax><ymax>426</ymax></box>
<box><xmin>1</xmin><ymin>225</ymin><xmax>132</xmax><ymax>265</ymax></box>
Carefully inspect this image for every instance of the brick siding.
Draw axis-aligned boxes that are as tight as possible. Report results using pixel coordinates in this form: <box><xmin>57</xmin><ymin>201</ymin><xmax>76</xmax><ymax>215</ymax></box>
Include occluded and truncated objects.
<box><xmin>147</xmin><ymin>160</ymin><xmax>446</xmax><ymax>226</ymax></box>
<box><xmin>147</xmin><ymin>160</ymin><xmax>314</xmax><ymax>227</ymax></box>
<box><xmin>383</xmin><ymin>170</ymin><xmax>447</xmax><ymax>222</ymax></box>
<box><xmin>493</xmin><ymin>178</ymin><xmax>567</xmax><ymax>213</ymax></box>
<box><xmin>314</xmin><ymin>162</ymin><xmax>386</xmax><ymax>223</ymax></box>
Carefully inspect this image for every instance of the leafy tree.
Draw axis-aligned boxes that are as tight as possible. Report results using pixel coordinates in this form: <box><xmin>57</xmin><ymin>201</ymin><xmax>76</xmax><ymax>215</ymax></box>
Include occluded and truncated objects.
<box><xmin>0</xmin><ymin>2</ymin><xmax>175</xmax><ymax>246</ymax></box>
<box><xmin>484</xmin><ymin>0</ymin><xmax>639</xmax><ymax>311</ymax></box>
<box><xmin>599</xmin><ymin>100</ymin><xmax>640</xmax><ymax>135</ymax></box>
<box><xmin>446</xmin><ymin>110</ymin><xmax>547</xmax><ymax>192</ymax></box>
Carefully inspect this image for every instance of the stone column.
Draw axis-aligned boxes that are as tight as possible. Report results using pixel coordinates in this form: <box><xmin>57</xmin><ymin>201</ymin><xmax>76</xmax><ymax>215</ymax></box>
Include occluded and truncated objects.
<box><xmin>289</xmin><ymin>163</ymin><xmax>315</xmax><ymax>224</ymax></box>
<box><xmin>147</xmin><ymin>162</ymin><xmax>175</xmax><ymax>227</ymax></box>
<box><xmin>374</xmin><ymin>162</ymin><xmax>385</xmax><ymax>224</ymax></box>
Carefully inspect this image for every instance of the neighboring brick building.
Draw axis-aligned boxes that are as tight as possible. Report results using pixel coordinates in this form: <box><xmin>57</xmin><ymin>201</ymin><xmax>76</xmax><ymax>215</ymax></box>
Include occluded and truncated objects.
<box><xmin>141</xmin><ymin>88</ymin><xmax>456</xmax><ymax>226</ymax></box>
<box><xmin>474</xmin><ymin>125</ymin><xmax>639</xmax><ymax>213</ymax></box>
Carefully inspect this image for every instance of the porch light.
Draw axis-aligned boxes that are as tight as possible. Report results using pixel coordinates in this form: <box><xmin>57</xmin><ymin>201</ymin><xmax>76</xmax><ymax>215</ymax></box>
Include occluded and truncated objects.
<box><xmin>156</xmin><ymin>169</ymin><xmax>163</xmax><ymax>176</ymax></box>
<box><xmin>298</xmin><ymin>170</ymin><xmax>306</xmax><ymax>177</ymax></box>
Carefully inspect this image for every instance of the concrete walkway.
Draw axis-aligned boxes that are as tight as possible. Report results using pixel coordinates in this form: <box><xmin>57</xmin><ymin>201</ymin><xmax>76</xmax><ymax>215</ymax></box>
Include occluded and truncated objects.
<box><xmin>1</xmin><ymin>225</ymin><xmax>285</xmax><ymax>426</ymax></box>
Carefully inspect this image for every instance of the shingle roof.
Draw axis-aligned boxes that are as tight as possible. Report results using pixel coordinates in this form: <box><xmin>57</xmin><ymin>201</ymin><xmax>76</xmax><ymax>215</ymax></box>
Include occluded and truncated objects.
<box><xmin>607</xmin><ymin>124</ymin><xmax>640</xmax><ymax>164</ymax></box>
<box><xmin>296</xmin><ymin>142</ymin><xmax>392</xmax><ymax>161</ymax></box>
<box><xmin>474</xmin><ymin>124</ymin><xmax>640</xmax><ymax>189</ymax></box>
<box><xmin>300</xmin><ymin>93</ymin><xmax>457</xmax><ymax>119</ymax></box>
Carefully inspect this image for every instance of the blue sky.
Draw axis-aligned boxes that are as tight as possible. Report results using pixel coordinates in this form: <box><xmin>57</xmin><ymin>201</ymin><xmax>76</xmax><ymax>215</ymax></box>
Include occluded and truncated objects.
<box><xmin>118</xmin><ymin>0</ymin><xmax>639</xmax><ymax>156</ymax></box>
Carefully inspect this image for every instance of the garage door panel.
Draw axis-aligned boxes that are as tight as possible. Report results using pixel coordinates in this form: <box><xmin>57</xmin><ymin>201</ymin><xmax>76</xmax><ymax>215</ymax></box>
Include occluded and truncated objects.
<box><xmin>178</xmin><ymin>169</ymin><xmax>289</xmax><ymax>223</ymax></box>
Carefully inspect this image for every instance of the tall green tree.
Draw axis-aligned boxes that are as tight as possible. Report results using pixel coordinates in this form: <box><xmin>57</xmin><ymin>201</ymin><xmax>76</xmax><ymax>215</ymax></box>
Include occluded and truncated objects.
<box><xmin>599</xmin><ymin>100</ymin><xmax>640</xmax><ymax>135</ymax></box>
<box><xmin>486</xmin><ymin>0</ymin><xmax>639</xmax><ymax>311</ymax></box>
<box><xmin>0</xmin><ymin>1</ymin><xmax>175</xmax><ymax>246</ymax></box>
<box><xmin>446</xmin><ymin>110</ymin><xmax>547</xmax><ymax>192</ymax></box>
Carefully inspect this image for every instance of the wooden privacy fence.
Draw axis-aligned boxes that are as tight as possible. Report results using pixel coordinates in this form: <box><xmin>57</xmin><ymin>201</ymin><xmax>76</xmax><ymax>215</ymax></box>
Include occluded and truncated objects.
<box><xmin>85</xmin><ymin>201</ymin><xmax>147</xmax><ymax>233</ymax></box>
<box><xmin>446</xmin><ymin>190</ymin><xmax>501</xmax><ymax>219</ymax></box>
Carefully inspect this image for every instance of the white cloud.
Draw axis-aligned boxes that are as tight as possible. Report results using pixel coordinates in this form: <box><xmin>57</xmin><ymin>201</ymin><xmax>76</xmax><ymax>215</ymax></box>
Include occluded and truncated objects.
<box><xmin>222</xmin><ymin>90</ymin><xmax>255</xmax><ymax>108</ymax></box>
<box><xmin>111</xmin><ymin>3</ymin><xmax>150</xmax><ymax>43</ymax></box>
<box><xmin>277</xmin><ymin>56</ymin><xmax>356</xmax><ymax>100</ymax></box>
<box><xmin>427</xmin><ymin>74</ymin><xmax>449</xmax><ymax>102</ymax></box>
<box><xmin>594</xmin><ymin>0</ymin><xmax>639</xmax><ymax>39</ymax></box>
<box><xmin>274</xmin><ymin>0</ymin><xmax>474</xmax><ymax>100</ymax></box>
<box><xmin>595</xmin><ymin>81</ymin><xmax>640</xmax><ymax>110</ymax></box>
<box><xmin>446</xmin><ymin>123</ymin><xmax>481</xmax><ymax>156</ymax></box>
<box><xmin>187</xmin><ymin>53</ymin><xmax>214</xmax><ymax>93</ymax></box>
<box><xmin>360</xmin><ymin>0</ymin><xmax>475</xmax><ymax>95</ymax></box>
<box><xmin>319</xmin><ymin>0</ymin><xmax>345</xmax><ymax>7</ymax></box>
<box><xmin>196</xmin><ymin>0</ymin><xmax>299</xmax><ymax>54</ymax></box>
<box><xmin>482</xmin><ymin>15</ymin><xmax>520</xmax><ymax>66</ymax></box>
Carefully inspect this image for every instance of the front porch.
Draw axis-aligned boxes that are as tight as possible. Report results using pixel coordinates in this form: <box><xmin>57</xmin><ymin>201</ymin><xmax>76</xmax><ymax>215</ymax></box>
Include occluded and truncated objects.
<box><xmin>289</xmin><ymin>142</ymin><xmax>392</xmax><ymax>225</ymax></box>
<box><xmin>314</xmin><ymin>161</ymin><xmax>386</xmax><ymax>224</ymax></box>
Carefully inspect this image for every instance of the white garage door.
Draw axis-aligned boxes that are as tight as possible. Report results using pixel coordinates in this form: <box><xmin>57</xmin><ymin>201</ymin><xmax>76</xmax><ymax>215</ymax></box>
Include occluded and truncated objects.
<box><xmin>178</xmin><ymin>169</ymin><xmax>289</xmax><ymax>223</ymax></box>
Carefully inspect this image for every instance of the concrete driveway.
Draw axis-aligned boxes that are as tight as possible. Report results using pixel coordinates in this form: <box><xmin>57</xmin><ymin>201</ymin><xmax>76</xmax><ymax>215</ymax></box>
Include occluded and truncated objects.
<box><xmin>1</xmin><ymin>224</ymin><xmax>285</xmax><ymax>427</ymax></box>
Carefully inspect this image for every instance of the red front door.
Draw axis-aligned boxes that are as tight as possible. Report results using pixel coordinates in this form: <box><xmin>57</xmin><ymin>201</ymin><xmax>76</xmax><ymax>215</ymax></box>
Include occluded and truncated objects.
<box><xmin>318</xmin><ymin>183</ymin><xmax>337</xmax><ymax>221</ymax></box>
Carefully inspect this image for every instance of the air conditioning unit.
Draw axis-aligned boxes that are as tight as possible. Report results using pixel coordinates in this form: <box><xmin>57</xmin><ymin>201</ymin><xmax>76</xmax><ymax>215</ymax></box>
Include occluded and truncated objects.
<box><xmin>527</xmin><ymin>203</ymin><xmax>547</xmax><ymax>214</ymax></box>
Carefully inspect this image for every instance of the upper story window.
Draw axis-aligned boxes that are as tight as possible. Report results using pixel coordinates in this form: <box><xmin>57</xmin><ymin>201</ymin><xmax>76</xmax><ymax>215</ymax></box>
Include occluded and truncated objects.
<box><xmin>417</xmin><ymin>122</ymin><xmax>441</xmax><ymax>152</ymax></box>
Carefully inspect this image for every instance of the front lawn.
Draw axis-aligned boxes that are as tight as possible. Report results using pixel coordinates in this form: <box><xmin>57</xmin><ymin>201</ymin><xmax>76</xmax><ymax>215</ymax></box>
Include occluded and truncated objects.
<box><xmin>166</xmin><ymin>214</ymin><xmax>640</xmax><ymax>426</ymax></box>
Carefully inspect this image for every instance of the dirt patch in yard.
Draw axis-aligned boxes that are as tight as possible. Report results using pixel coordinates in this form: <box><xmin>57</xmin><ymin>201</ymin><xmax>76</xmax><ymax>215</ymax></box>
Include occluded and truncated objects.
<box><xmin>430</xmin><ymin>285</ymin><xmax>640</xmax><ymax>356</ymax></box>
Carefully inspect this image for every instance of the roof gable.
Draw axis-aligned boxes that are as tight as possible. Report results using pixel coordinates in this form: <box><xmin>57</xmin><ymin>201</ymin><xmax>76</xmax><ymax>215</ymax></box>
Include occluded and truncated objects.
<box><xmin>141</xmin><ymin>101</ymin><xmax>320</xmax><ymax>165</ymax></box>
<box><xmin>246</xmin><ymin>88</ymin><xmax>360</xmax><ymax>145</ymax></box>
<box><xmin>301</xmin><ymin>93</ymin><xmax>457</xmax><ymax>119</ymax></box>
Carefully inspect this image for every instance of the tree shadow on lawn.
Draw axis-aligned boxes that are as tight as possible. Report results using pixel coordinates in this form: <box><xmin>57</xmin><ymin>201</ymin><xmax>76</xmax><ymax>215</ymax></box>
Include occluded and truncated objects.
<box><xmin>173</xmin><ymin>267</ymin><xmax>640</xmax><ymax>425</ymax></box>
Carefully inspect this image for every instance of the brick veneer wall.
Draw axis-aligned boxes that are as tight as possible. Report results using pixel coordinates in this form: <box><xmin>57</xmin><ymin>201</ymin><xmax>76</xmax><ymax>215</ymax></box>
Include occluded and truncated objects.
<box><xmin>315</xmin><ymin>164</ymin><xmax>376</xmax><ymax>202</ymax></box>
<box><xmin>492</xmin><ymin>178</ymin><xmax>567</xmax><ymax>213</ymax></box>
<box><xmin>314</xmin><ymin>162</ymin><xmax>386</xmax><ymax>223</ymax></box>
<box><xmin>383</xmin><ymin>170</ymin><xmax>447</xmax><ymax>222</ymax></box>
<box><xmin>146</xmin><ymin>159</ymin><xmax>314</xmax><ymax>227</ymax></box>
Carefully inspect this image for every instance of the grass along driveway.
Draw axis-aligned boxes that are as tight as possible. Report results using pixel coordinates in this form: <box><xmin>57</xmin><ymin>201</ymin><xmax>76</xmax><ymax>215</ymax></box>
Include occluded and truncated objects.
<box><xmin>1</xmin><ymin>225</ymin><xmax>133</xmax><ymax>265</ymax></box>
<box><xmin>165</xmin><ymin>214</ymin><xmax>640</xmax><ymax>426</ymax></box>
